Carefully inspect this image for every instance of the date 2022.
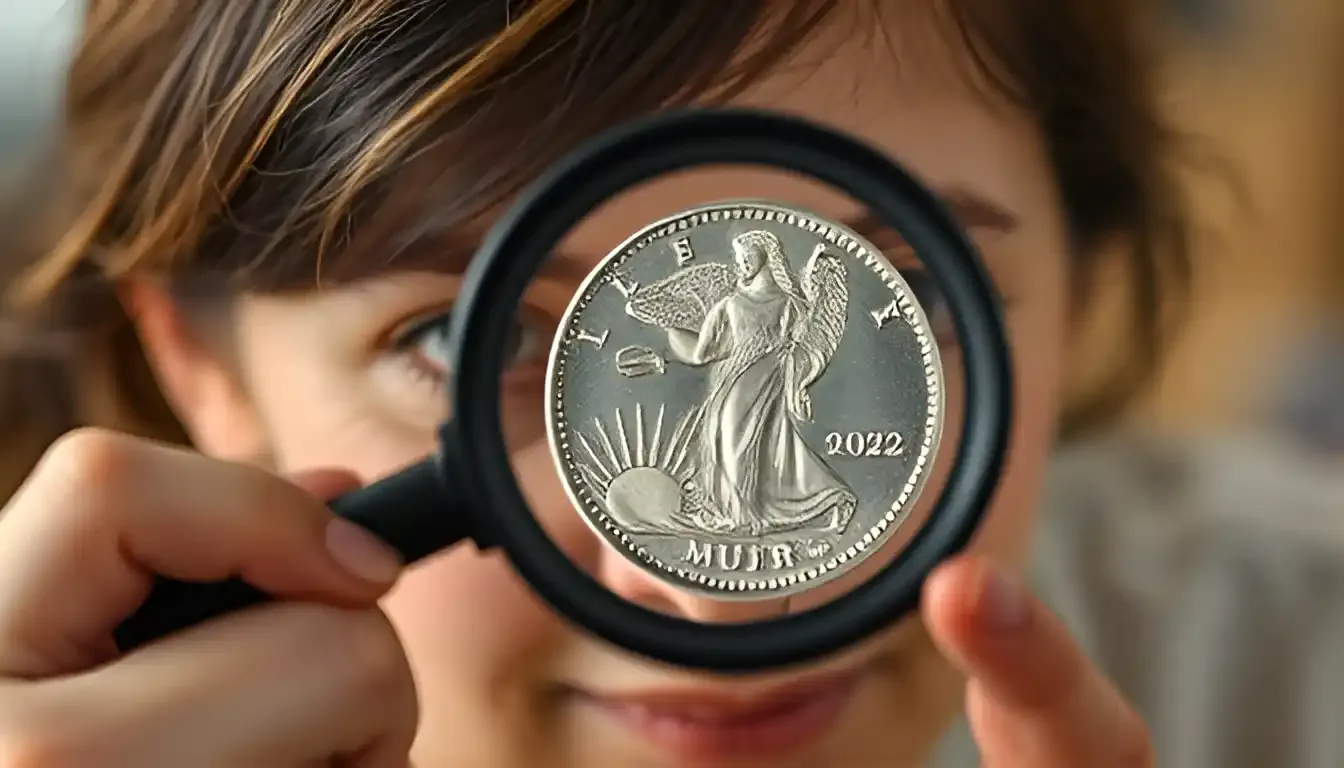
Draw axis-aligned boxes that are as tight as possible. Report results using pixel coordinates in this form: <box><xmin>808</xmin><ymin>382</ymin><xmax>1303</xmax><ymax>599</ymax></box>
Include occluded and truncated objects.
<box><xmin>824</xmin><ymin>430</ymin><xmax>904</xmax><ymax>458</ymax></box>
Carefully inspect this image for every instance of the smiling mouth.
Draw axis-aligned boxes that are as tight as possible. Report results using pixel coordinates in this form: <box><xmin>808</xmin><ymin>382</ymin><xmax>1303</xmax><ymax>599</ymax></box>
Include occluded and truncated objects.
<box><xmin>574</xmin><ymin>666</ymin><xmax>867</xmax><ymax>762</ymax></box>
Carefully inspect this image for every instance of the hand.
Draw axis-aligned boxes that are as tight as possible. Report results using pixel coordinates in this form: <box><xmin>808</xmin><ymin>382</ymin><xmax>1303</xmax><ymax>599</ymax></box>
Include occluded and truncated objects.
<box><xmin>922</xmin><ymin>555</ymin><xmax>1154</xmax><ymax>768</ymax></box>
<box><xmin>0</xmin><ymin>429</ymin><xmax>418</xmax><ymax>767</ymax></box>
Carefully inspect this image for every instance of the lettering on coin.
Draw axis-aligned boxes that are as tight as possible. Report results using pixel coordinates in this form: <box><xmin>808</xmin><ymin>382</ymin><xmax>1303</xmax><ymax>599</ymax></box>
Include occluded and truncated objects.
<box><xmin>609</xmin><ymin>272</ymin><xmax>640</xmax><ymax>299</ymax></box>
<box><xmin>871</xmin><ymin>298</ymin><xmax>903</xmax><ymax>329</ymax></box>
<box><xmin>575</xmin><ymin>328</ymin><xmax>609</xmax><ymax>349</ymax></box>
<box><xmin>547</xmin><ymin>202</ymin><xmax>945</xmax><ymax>599</ymax></box>
<box><xmin>681</xmin><ymin>539</ymin><xmax>833</xmax><ymax>571</ymax></box>
<box><xmin>672</xmin><ymin>237</ymin><xmax>695</xmax><ymax>267</ymax></box>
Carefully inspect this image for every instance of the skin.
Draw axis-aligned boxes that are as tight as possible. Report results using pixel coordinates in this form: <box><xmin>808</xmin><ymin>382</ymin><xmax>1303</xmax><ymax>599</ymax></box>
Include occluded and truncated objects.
<box><xmin>0</xmin><ymin>9</ymin><xmax>1152</xmax><ymax>768</ymax></box>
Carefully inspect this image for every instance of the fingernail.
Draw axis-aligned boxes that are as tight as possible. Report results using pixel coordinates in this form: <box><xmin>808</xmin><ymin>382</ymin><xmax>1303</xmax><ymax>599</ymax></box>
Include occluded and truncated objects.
<box><xmin>980</xmin><ymin>566</ymin><xmax>1030</xmax><ymax>633</ymax></box>
<box><xmin>325</xmin><ymin>518</ymin><xmax>403</xmax><ymax>584</ymax></box>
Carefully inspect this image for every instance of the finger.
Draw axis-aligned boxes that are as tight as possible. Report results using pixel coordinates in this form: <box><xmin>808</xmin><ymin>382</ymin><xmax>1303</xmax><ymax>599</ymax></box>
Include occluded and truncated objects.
<box><xmin>922</xmin><ymin>556</ymin><xmax>1153</xmax><ymax>768</ymax></box>
<box><xmin>0</xmin><ymin>428</ymin><xmax>403</xmax><ymax>677</ymax></box>
<box><xmin>290</xmin><ymin>466</ymin><xmax>365</xmax><ymax>500</ymax></box>
<box><xmin>36</xmin><ymin>603</ymin><xmax>418</xmax><ymax>767</ymax></box>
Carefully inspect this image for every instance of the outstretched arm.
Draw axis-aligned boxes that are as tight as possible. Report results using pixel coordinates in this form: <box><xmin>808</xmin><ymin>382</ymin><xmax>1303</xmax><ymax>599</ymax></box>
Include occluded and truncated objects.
<box><xmin>666</xmin><ymin>328</ymin><xmax>701</xmax><ymax>362</ymax></box>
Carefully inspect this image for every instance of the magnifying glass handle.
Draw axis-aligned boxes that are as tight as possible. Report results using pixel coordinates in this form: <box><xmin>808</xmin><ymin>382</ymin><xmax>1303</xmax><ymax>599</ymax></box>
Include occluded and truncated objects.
<box><xmin>112</xmin><ymin>456</ymin><xmax>464</xmax><ymax>652</ymax></box>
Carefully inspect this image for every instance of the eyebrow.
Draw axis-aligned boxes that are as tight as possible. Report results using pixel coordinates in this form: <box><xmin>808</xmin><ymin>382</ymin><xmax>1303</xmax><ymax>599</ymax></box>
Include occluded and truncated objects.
<box><xmin>839</xmin><ymin>190</ymin><xmax>1020</xmax><ymax>250</ymax></box>
<box><xmin>389</xmin><ymin>188</ymin><xmax>1018</xmax><ymax>279</ymax></box>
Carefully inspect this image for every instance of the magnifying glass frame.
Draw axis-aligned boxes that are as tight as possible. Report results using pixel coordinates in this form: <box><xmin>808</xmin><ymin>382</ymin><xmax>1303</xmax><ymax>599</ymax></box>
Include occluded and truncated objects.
<box><xmin>445</xmin><ymin>107</ymin><xmax>1013</xmax><ymax>673</ymax></box>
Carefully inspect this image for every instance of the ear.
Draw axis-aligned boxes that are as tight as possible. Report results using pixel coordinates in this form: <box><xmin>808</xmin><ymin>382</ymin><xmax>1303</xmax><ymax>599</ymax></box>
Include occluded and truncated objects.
<box><xmin>119</xmin><ymin>279</ymin><xmax>270</xmax><ymax>464</ymax></box>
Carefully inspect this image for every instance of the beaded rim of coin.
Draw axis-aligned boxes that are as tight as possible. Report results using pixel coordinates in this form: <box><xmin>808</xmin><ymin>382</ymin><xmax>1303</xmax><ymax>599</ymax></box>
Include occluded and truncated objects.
<box><xmin>545</xmin><ymin>199</ymin><xmax>945</xmax><ymax>600</ymax></box>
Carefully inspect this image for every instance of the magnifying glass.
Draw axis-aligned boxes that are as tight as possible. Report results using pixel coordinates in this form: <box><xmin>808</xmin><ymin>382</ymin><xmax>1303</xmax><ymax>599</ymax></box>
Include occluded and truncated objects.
<box><xmin>112</xmin><ymin>108</ymin><xmax>1012</xmax><ymax>674</ymax></box>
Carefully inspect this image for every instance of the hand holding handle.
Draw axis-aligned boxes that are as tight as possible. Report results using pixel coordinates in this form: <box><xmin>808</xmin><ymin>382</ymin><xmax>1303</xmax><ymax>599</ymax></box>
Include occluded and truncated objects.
<box><xmin>113</xmin><ymin>458</ymin><xmax>461</xmax><ymax>652</ymax></box>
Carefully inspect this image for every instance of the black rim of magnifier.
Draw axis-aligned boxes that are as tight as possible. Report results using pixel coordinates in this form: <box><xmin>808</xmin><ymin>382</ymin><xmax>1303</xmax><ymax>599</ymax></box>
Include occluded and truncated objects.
<box><xmin>442</xmin><ymin>108</ymin><xmax>1012</xmax><ymax>673</ymax></box>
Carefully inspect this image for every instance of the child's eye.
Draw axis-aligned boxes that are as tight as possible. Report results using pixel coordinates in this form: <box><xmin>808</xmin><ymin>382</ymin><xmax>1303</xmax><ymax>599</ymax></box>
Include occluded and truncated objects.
<box><xmin>393</xmin><ymin>310</ymin><xmax>549</xmax><ymax>383</ymax></box>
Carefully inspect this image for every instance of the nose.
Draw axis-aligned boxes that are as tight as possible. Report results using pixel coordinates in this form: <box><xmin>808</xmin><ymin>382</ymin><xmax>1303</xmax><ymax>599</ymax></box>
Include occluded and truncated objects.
<box><xmin>595</xmin><ymin>546</ymin><xmax>790</xmax><ymax>623</ymax></box>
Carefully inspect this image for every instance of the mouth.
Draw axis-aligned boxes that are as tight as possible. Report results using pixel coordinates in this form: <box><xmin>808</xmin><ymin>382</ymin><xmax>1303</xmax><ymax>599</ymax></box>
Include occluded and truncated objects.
<box><xmin>574</xmin><ymin>666</ymin><xmax>867</xmax><ymax>762</ymax></box>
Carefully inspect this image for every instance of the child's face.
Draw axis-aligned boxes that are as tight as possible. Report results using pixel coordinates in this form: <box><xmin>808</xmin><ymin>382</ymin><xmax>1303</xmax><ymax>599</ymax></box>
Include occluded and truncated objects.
<box><xmin>174</xmin><ymin>14</ymin><xmax>1070</xmax><ymax>768</ymax></box>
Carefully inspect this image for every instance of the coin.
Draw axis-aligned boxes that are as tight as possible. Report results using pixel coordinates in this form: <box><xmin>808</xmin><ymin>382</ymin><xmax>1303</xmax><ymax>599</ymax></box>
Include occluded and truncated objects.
<box><xmin>545</xmin><ymin>201</ymin><xmax>945</xmax><ymax>600</ymax></box>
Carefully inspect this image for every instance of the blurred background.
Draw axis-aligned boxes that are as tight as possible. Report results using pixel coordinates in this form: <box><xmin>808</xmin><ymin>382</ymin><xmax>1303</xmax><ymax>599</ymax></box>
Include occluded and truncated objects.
<box><xmin>4</xmin><ymin>0</ymin><xmax>1337</xmax><ymax>445</ymax></box>
<box><xmin>0</xmin><ymin>0</ymin><xmax>79</xmax><ymax>189</ymax></box>
<box><xmin>1058</xmin><ymin>0</ymin><xmax>1343</xmax><ymax>448</ymax></box>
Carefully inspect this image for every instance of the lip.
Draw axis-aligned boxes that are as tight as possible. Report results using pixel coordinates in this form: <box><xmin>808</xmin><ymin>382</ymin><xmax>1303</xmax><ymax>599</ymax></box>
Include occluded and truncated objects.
<box><xmin>575</xmin><ymin>667</ymin><xmax>866</xmax><ymax>763</ymax></box>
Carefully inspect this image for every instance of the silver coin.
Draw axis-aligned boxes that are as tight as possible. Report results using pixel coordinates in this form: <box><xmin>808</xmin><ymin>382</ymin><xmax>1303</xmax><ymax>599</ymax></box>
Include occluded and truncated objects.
<box><xmin>545</xmin><ymin>200</ymin><xmax>945</xmax><ymax>600</ymax></box>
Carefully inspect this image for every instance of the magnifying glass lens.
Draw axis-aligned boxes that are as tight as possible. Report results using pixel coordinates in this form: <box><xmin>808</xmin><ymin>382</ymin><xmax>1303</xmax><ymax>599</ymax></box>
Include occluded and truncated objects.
<box><xmin>500</xmin><ymin>171</ymin><xmax>961</xmax><ymax>628</ymax></box>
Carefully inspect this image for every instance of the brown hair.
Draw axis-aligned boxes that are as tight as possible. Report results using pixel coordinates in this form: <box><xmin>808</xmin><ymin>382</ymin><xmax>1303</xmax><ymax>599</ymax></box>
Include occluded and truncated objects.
<box><xmin>0</xmin><ymin>0</ymin><xmax>1189</xmax><ymax>498</ymax></box>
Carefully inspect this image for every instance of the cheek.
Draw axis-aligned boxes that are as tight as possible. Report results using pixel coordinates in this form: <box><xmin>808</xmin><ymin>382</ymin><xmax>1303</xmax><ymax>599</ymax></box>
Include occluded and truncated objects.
<box><xmin>250</xmin><ymin>356</ymin><xmax>437</xmax><ymax>480</ymax></box>
<box><xmin>971</xmin><ymin>308</ymin><xmax>1064</xmax><ymax>566</ymax></box>
<box><xmin>383</xmin><ymin>439</ymin><xmax>603</xmax><ymax>668</ymax></box>
<box><xmin>970</xmin><ymin>260</ymin><xmax>1070</xmax><ymax>567</ymax></box>
<box><xmin>377</xmin><ymin>445</ymin><xmax>599</xmax><ymax>726</ymax></box>
<box><xmin>384</xmin><ymin>550</ymin><xmax>566</xmax><ymax>692</ymax></box>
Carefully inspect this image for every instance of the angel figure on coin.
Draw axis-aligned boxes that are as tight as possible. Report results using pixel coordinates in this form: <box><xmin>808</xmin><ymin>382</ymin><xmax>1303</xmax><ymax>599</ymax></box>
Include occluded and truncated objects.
<box><xmin>625</xmin><ymin>229</ymin><xmax>858</xmax><ymax>537</ymax></box>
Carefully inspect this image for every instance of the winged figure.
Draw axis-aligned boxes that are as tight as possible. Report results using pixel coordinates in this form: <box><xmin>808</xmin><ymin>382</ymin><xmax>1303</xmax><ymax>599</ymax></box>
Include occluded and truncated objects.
<box><xmin>621</xmin><ymin>229</ymin><xmax>857</xmax><ymax>537</ymax></box>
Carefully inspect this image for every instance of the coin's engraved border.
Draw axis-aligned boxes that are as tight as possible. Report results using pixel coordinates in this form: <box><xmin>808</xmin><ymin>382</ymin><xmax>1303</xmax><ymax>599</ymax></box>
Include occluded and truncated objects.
<box><xmin>546</xmin><ymin>201</ymin><xmax>944</xmax><ymax>598</ymax></box>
